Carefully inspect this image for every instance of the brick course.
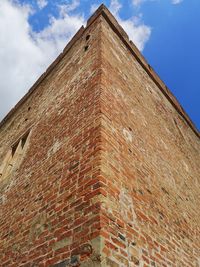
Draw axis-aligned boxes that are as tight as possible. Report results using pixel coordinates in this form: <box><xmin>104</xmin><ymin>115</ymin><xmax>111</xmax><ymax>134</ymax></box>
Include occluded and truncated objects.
<box><xmin>0</xmin><ymin>5</ymin><xmax>199</xmax><ymax>267</ymax></box>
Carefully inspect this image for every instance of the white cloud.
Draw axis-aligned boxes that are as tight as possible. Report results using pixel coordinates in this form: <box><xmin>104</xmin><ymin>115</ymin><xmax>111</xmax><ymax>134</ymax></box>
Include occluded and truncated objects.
<box><xmin>90</xmin><ymin>0</ymin><xmax>151</xmax><ymax>51</ymax></box>
<box><xmin>90</xmin><ymin>3</ymin><xmax>99</xmax><ymax>14</ymax></box>
<box><xmin>37</xmin><ymin>0</ymin><xmax>48</xmax><ymax>10</ymax></box>
<box><xmin>132</xmin><ymin>0</ymin><xmax>145</xmax><ymax>6</ymax></box>
<box><xmin>132</xmin><ymin>0</ymin><xmax>183</xmax><ymax>6</ymax></box>
<box><xmin>59</xmin><ymin>0</ymin><xmax>80</xmax><ymax>14</ymax></box>
<box><xmin>0</xmin><ymin>0</ymin><xmax>84</xmax><ymax>121</ymax></box>
<box><xmin>109</xmin><ymin>0</ymin><xmax>151</xmax><ymax>50</ymax></box>
<box><xmin>171</xmin><ymin>0</ymin><xmax>183</xmax><ymax>4</ymax></box>
<box><xmin>119</xmin><ymin>17</ymin><xmax>151</xmax><ymax>51</ymax></box>
<box><xmin>0</xmin><ymin>0</ymin><xmax>151</xmax><ymax>122</ymax></box>
<box><xmin>110</xmin><ymin>0</ymin><xmax>122</xmax><ymax>15</ymax></box>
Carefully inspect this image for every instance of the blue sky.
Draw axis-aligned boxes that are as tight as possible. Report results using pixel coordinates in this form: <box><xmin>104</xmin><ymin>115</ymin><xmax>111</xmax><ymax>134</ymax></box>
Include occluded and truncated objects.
<box><xmin>0</xmin><ymin>0</ymin><xmax>199</xmax><ymax>130</ymax></box>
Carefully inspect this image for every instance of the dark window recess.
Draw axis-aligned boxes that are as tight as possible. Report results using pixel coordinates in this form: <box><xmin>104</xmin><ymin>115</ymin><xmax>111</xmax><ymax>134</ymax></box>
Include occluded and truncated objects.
<box><xmin>86</xmin><ymin>34</ymin><xmax>90</xmax><ymax>41</ymax></box>
<box><xmin>84</xmin><ymin>45</ymin><xmax>89</xmax><ymax>52</ymax></box>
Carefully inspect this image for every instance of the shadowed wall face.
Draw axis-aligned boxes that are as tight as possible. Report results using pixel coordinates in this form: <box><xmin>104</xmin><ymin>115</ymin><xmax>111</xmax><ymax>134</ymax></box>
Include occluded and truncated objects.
<box><xmin>0</xmin><ymin>6</ymin><xmax>200</xmax><ymax>267</ymax></box>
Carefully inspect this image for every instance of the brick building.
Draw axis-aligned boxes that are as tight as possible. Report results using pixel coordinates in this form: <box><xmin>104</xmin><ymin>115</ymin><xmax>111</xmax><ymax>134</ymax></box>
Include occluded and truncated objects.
<box><xmin>0</xmin><ymin>5</ymin><xmax>199</xmax><ymax>267</ymax></box>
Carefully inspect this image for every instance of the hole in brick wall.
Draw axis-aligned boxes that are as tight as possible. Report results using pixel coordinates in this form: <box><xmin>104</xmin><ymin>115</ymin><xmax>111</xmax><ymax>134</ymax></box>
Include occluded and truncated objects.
<box><xmin>128</xmin><ymin>127</ymin><xmax>132</xmax><ymax>131</ymax></box>
<box><xmin>25</xmin><ymin>118</ymin><xmax>28</xmax><ymax>122</ymax></box>
<box><xmin>131</xmin><ymin>241</ymin><xmax>137</xmax><ymax>246</ymax></box>
<box><xmin>84</xmin><ymin>45</ymin><xmax>89</xmax><ymax>52</ymax></box>
<box><xmin>28</xmin><ymin>107</ymin><xmax>31</xmax><ymax>111</ymax></box>
<box><xmin>24</xmin><ymin>183</ymin><xmax>30</xmax><ymax>190</ymax></box>
<box><xmin>128</xmin><ymin>148</ymin><xmax>132</xmax><ymax>153</ymax></box>
<box><xmin>86</xmin><ymin>34</ymin><xmax>90</xmax><ymax>41</ymax></box>
<box><xmin>161</xmin><ymin>187</ymin><xmax>169</xmax><ymax>195</ymax></box>
<box><xmin>118</xmin><ymin>233</ymin><xmax>126</xmax><ymax>241</ymax></box>
<box><xmin>138</xmin><ymin>189</ymin><xmax>144</xmax><ymax>195</ymax></box>
<box><xmin>146</xmin><ymin>188</ymin><xmax>152</xmax><ymax>194</ymax></box>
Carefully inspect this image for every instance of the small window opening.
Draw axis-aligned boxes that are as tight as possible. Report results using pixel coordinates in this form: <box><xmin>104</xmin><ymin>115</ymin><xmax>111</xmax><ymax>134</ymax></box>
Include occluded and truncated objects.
<box><xmin>0</xmin><ymin>130</ymin><xmax>30</xmax><ymax>180</ymax></box>
<box><xmin>84</xmin><ymin>45</ymin><xmax>89</xmax><ymax>52</ymax></box>
<box><xmin>86</xmin><ymin>35</ymin><xmax>90</xmax><ymax>41</ymax></box>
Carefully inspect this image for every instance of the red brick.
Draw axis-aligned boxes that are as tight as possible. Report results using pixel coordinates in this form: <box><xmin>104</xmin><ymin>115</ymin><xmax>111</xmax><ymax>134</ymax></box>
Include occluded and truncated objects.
<box><xmin>0</xmin><ymin>4</ymin><xmax>199</xmax><ymax>267</ymax></box>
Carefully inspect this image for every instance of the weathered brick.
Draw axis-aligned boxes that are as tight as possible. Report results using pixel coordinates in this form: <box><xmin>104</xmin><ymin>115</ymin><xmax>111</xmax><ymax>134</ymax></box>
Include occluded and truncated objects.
<box><xmin>0</xmin><ymin>4</ymin><xmax>199</xmax><ymax>267</ymax></box>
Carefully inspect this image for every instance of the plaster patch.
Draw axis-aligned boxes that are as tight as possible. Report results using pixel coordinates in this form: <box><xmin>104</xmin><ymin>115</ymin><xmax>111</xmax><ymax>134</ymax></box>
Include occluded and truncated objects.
<box><xmin>119</xmin><ymin>188</ymin><xmax>137</xmax><ymax>225</ymax></box>
<box><xmin>47</xmin><ymin>140</ymin><xmax>62</xmax><ymax>157</ymax></box>
<box><xmin>122</xmin><ymin>128</ymin><xmax>133</xmax><ymax>142</ymax></box>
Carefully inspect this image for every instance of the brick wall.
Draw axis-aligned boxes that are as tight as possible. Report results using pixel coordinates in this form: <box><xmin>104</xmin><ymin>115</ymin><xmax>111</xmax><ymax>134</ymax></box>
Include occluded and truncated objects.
<box><xmin>98</xmin><ymin>10</ymin><xmax>200</xmax><ymax>267</ymax></box>
<box><xmin>0</xmin><ymin>5</ymin><xmax>199</xmax><ymax>267</ymax></box>
<box><xmin>0</xmin><ymin>15</ymin><xmax>104</xmax><ymax>267</ymax></box>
